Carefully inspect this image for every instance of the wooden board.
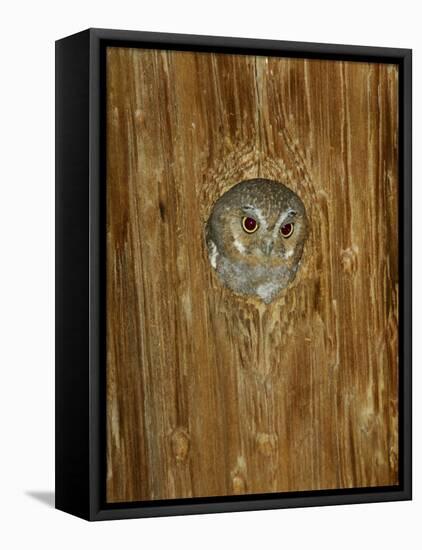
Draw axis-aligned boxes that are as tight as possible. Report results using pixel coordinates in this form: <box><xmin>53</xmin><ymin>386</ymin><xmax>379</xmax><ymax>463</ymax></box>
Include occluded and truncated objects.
<box><xmin>106</xmin><ymin>47</ymin><xmax>399</xmax><ymax>503</ymax></box>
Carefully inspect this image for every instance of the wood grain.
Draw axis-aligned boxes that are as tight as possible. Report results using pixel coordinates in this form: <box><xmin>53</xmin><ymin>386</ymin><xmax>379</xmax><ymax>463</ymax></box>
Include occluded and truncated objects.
<box><xmin>106</xmin><ymin>47</ymin><xmax>399</xmax><ymax>502</ymax></box>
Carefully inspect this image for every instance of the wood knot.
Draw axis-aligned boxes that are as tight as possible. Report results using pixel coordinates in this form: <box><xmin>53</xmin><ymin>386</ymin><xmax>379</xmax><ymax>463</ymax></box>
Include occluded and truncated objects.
<box><xmin>256</xmin><ymin>432</ymin><xmax>277</xmax><ymax>456</ymax></box>
<box><xmin>232</xmin><ymin>474</ymin><xmax>246</xmax><ymax>494</ymax></box>
<box><xmin>171</xmin><ymin>427</ymin><xmax>190</xmax><ymax>463</ymax></box>
<box><xmin>358</xmin><ymin>403</ymin><xmax>377</xmax><ymax>436</ymax></box>
<box><xmin>340</xmin><ymin>246</ymin><xmax>358</xmax><ymax>275</ymax></box>
<box><xmin>158</xmin><ymin>200</ymin><xmax>166</xmax><ymax>221</ymax></box>
<box><xmin>231</xmin><ymin>456</ymin><xmax>247</xmax><ymax>494</ymax></box>
<box><xmin>135</xmin><ymin>108</ymin><xmax>146</xmax><ymax>125</ymax></box>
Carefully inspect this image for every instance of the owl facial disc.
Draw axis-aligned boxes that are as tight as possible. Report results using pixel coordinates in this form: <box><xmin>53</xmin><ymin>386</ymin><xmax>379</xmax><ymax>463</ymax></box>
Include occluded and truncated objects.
<box><xmin>205</xmin><ymin>178</ymin><xmax>308</xmax><ymax>304</ymax></box>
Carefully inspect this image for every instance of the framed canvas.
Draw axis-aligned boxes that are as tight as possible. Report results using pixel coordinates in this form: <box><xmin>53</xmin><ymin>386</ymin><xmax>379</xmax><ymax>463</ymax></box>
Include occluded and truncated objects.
<box><xmin>55</xmin><ymin>28</ymin><xmax>412</xmax><ymax>521</ymax></box>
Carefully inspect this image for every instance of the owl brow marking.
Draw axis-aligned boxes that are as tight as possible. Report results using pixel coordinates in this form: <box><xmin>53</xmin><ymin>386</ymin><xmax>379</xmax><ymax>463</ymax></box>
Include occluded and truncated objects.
<box><xmin>241</xmin><ymin>205</ymin><xmax>267</xmax><ymax>228</ymax></box>
<box><xmin>276</xmin><ymin>209</ymin><xmax>297</xmax><ymax>229</ymax></box>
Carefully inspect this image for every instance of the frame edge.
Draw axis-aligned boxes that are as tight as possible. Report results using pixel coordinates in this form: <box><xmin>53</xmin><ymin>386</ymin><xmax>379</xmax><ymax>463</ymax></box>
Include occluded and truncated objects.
<box><xmin>55</xmin><ymin>29</ymin><xmax>92</xmax><ymax>521</ymax></box>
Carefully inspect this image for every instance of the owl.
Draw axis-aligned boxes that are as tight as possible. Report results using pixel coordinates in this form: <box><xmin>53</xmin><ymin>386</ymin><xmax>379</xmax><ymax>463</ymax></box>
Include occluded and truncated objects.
<box><xmin>205</xmin><ymin>178</ymin><xmax>309</xmax><ymax>304</ymax></box>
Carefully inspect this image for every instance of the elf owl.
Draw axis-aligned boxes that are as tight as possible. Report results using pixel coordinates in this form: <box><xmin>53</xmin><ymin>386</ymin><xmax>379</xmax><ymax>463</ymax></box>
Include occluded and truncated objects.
<box><xmin>205</xmin><ymin>178</ymin><xmax>308</xmax><ymax>304</ymax></box>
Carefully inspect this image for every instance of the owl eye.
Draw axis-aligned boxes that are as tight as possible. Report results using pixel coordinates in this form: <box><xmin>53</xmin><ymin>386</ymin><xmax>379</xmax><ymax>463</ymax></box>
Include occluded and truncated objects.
<box><xmin>242</xmin><ymin>216</ymin><xmax>259</xmax><ymax>233</ymax></box>
<box><xmin>280</xmin><ymin>222</ymin><xmax>294</xmax><ymax>238</ymax></box>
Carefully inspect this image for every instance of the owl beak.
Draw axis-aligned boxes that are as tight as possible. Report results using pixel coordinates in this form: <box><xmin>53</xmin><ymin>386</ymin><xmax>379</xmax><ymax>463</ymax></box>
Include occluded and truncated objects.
<box><xmin>262</xmin><ymin>239</ymin><xmax>274</xmax><ymax>256</ymax></box>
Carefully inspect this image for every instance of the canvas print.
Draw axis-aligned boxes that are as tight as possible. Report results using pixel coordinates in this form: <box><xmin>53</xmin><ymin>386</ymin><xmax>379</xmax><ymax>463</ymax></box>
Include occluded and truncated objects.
<box><xmin>105</xmin><ymin>47</ymin><xmax>398</xmax><ymax>503</ymax></box>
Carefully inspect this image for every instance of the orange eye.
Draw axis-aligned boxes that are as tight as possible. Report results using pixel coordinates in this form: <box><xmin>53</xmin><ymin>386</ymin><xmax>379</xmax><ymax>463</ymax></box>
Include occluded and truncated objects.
<box><xmin>281</xmin><ymin>222</ymin><xmax>294</xmax><ymax>238</ymax></box>
<box><xmin>242</xmin><ymin>216</ymin><xmax>259</xmax><ymax>233</ymax></box>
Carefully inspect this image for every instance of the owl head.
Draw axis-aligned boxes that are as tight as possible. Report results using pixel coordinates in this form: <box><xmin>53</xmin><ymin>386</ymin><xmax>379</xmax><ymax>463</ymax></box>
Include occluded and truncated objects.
<box><xmin>205</xmin><ymin>179</ymin><xmax>308</xmax><ymax>303</ymax></box>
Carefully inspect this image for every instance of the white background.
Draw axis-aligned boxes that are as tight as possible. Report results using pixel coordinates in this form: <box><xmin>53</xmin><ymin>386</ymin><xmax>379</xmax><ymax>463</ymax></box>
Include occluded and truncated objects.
<box><xmin>0</xmin><ymin>0</ymin><xmax>418</xmax><ymax>548</ymax></box>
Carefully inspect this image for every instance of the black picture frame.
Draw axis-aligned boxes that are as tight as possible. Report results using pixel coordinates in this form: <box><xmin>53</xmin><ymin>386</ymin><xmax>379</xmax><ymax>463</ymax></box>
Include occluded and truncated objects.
<box><xmin>55</xmin><ymin>28</ymin><xmax>412</xmax><ymax>521</ymax></box>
